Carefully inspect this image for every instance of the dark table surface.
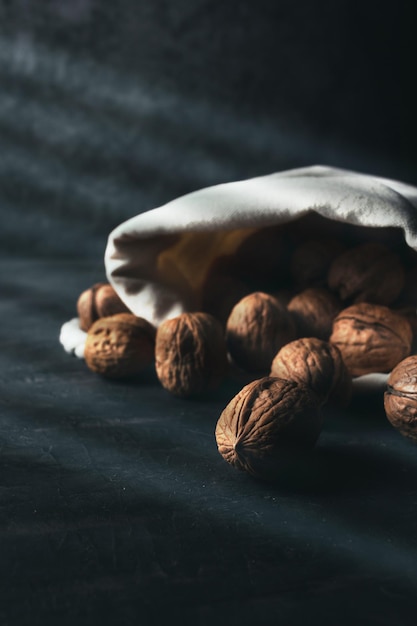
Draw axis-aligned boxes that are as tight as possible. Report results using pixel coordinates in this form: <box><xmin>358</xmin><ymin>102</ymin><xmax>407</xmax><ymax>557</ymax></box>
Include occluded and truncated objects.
<box><xmin>1</xmin><ymin>2</ymin><xmax>417</xmax><ymax>624</ymax></box>
<box><xmin>2</xmin><ymin>258</ymin><xmax>417</xmax><ymax>625</ymax></box>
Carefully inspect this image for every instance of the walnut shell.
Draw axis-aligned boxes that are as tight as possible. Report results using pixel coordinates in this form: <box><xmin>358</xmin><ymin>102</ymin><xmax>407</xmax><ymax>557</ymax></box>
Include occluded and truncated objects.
<box><xmin>84</xmin><ymin>313</ymin><xmax>156</xmax><ymax>378</ymax></box>
<box><xmin>215</xmin><ymin>377</ymin><xmax>323</xmax><ymax>480</ymax></box>
<box><xmin>395</xmin><ymin>307</ymin><xmax>417</xmax><ymax>354</ymax></box>
<box><xmin>330</xmin><ymin>303</ymin><xmax>412</xmax><ymax>377</ymax></box>
<box><xmin>155</xmin><ymin>312</ymin><xmax>228</xmax><ymax>398</ymax></box>
<box><xmin>270</xmin><ymin>337</ymin><xmax>352</xmax><ymax>407</ymax></box>
<box><xmin>287</xmin><ymin>287</ymin><xmax>342</xmax><ymax>340</ymax></box>
<box><xmin>226</xmin><ymin>292</ymin><xmax>296</xmax><ymax>373</ymax></box>
<box><xmin>77</xmin><ymin>283</ymin><xmax>129</xmax><ymax>331</ymax></box>
<box><xmin>328</xmin><ymin>242</ymin><xmax>405</xmax><ymax>305</ymax></box>
<box><xmin>384</xmin><ymin>356</ymin><xmax>417</xmax><ymax>441</ymax></box>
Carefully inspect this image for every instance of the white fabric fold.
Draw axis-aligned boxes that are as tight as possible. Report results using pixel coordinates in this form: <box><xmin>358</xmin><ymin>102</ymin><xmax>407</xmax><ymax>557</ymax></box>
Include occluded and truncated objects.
<box><xmin>104</xmin><ymin>165</ymin><xmax>417</xmax><ymax>327</ymax></box>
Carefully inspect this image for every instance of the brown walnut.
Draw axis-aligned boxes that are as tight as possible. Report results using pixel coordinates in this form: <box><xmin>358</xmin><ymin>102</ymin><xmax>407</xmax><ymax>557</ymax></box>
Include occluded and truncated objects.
<box><xmin>77</xmin><ymin>282</ymin><xmax>129</xmax><ymax>331</ymax></box>
<box><xmin>327</xmin><ymin>242</ymin><xmax>405</xmax><ymax>305</ymax></box>
<box><xmin>225</xmin><ymin>292</ymin><xmax>296</xmax><ymax>373</ymax></box>
<box><xmin>287</xmin><ymin>287</ymin><xmax>342</xmax><ymax>340</ymax></box>
<box><xmin>215</xmin><ymin>376</ymin><xmax>323</xmax><ymax>480</ymax></box>
<box><xmin>270</xmin><ymin>337</ymin><xmax>352</xmax><ymax>407</ymax></box>
<box><xmin>84</xmin><ymin>313</ymin><xmax>156</xmax><ymax>378</ymax></box>
<box><xmin>330</xmin><ymin>303</ymin><xmax>412</xmax><ymax>376</ymax></box>
<box><xmin>384</xmin><ymin>355</ymin><xmax>417</xmax><ymax>442</ymax></box>
<box><xmin>155</xmin><ymin>312</ymin><xmax>228</xmax><ymax>398</ymax></box>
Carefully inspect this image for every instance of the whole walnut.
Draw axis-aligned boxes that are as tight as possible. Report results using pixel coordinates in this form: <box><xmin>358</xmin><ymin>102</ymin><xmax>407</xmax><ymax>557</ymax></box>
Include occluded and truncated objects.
<box><xmin>226</xmin><ymin>292</ymin><xmax>296</xmax><ymax>373</ymax></box>
<box><xmin>287</xmin><ymin>287</ymin><xmax>342</xmax><ymax>340</ymax></box>
<box><xmin>270</xmin><ymin>337</ymin><xmax>352</xmax><ymax>407</ymax></box>
<box><xmin>215</xmin><ymin>376</ymin><xmax>323</xmax><ymax>480</ymax></box>
<box><xmin>328</xmin><ymin>242</ymin><xmax>405</xmax><ymax>305</ymax></box>
<box><xmin>290</xmin><ymin>238</ymin><xmax>346</xmax><ymax>288</ymax></box>
<box><xmin>384</xmin><ymin>355</ymin><xmax>417</xmax><ymax>442</ymax></box>
<box><xmin>330</xmin><ymin>303</ymin><xmax>412</xmax><ymax>376</ymax></box>
<box><xmin>155</xmin><ymin>312</ymin><xmax>228</xmax><ymax>397</ymax></box>
<box><xmin>84</xmin><ymin>313</ymin><xmax>156</xmax><ymax>378</ymax></box>
<box><xmin>77</xmin><ymin>282</ymin><xmax>129</xmax><ymax>331</ymax></box>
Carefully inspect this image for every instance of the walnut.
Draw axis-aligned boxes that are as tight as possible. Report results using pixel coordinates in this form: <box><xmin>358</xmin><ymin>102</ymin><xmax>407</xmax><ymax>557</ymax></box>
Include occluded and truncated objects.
<box><xmin>395</xmin><ymin>307</ymin><xmax>417</xmax><ymax>354</ymax></box>
<box><xmin>155</xmin><ymin>312</ymin><xmax>228</xmax><ymax>397</ymax></box>
<box><xmin>290</xmin><ymin>238</ymin><xmax>346</xmax><ymax>288</ymax></box>
<box><xmin>287</xmin><ymin>287</ymin><xmax>342</xmax><ymax>340</ymax></box>
<box><xmin>384</xmin><ymin>356</ymin><xmax>417</xmax><ymax>442</ymax></box>
<box><xmin>225</xmin><ymin>292</ymin><xmax>296</xmax><ymax>373</ymax></box>
<box><xmin>84</xmin><ymin>313</ymin><xmax>156</xmax><ymax>378</ymax></box>
<box><xmin>330</xmin><ymin>303</ymin><xmax>412</xmax><ymax>376</ymax></box>
<box><xmin>215</xmin><ymin>377</ymin><xmax>323</xmax><ymax>480</ymax></box>
<box><xmin>327</xmin><ymin>242</ymin><xmax>405</xmax><ymax>305</ymax></box>
<box><xmin>270</xmin><ymin>337</ymin><xmax>352</xmax><ymax>407</ymax></box>
<box><xmin>77</xmin><ymin>282</ymin><xmax>129</xmax><ymax>331</ymax></box>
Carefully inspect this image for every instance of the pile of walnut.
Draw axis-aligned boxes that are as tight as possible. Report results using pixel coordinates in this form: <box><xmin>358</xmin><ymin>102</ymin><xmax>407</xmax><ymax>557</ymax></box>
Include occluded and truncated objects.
<box><xmin>77</xmin><ymin>226</ymin><xmax>417</xmax><ymax>482</ymax></box>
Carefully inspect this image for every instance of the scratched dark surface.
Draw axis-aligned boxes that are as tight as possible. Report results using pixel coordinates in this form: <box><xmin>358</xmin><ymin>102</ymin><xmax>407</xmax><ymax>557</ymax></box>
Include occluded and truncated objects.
<box><xmin>1</xmin><ymin>2</ymin><xmax>417</xmax><ymax>625</ymax></box>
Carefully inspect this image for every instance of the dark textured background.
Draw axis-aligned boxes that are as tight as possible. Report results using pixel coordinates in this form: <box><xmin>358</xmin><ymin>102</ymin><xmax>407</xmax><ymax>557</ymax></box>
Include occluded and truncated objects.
<box><xmin>1</xmin><ymin>2</ymin><xmax>417</xmax><ymax>625</ymax></box>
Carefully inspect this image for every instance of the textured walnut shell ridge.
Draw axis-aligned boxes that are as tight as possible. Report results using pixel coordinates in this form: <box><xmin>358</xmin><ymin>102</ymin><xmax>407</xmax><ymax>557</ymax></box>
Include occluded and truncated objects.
<box><xmin>215</xmin><ymin>377</ymin><xmax>323</xmax><ymax>479</ymax></box>
<box><xmin>287</xmin><ymin>287</ymin><xmax>342</xmax><ymax>340</ymax></box>
<box><xmin>226</xmin><ymin>292</ymin><xmax>295</xmax><ymax>373</ymax></box>
<box><xmin>330</xmin><ymin>303</ymin><xmax>412</xmax><ymax>377</ymax></box>
<box><xmin>84</xmin><ymin>313</ymin><xmax>156</xmax><ymax>378</ymax></box>
<box><xmin>270</xmin><ymin>337</ymin><xmax>352</xmax><ymax>407</ymax></box>
<box><xmin>155</xmin><ymin>312</ymin><xmax>228</xmax><ymax>397</ymax></box>
<box><xmin>384</xmin><ymin>356</ymin><xmax>417</xmax><ymax>441</ymax></box>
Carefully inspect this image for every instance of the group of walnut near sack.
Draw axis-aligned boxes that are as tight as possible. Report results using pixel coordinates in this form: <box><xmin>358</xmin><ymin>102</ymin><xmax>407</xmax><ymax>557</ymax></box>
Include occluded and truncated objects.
<box><xmin>77</xmin><ymin>226</ymin><xmax>417</xmax><ymax>481</ymax></box>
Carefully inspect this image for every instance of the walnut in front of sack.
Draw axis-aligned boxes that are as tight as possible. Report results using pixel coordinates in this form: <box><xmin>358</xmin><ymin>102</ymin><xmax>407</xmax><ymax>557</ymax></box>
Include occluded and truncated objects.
<box><xmin>84</xmin><ymin>313</ymin><xmax>156</xmax><ymax>378</ymax></box>
<box><xmin>327</xmin><ymin>242</ymin><xmax>405</xmax><ymax>305</ymax></box>
<box><xmin>287</xmin><ymin>287</ymin><xmax>342</xmax><ymax>340</ymax></box>
<box><xmin>330</xmin><ymin>303</ymin><xmax>412</xmax><ymax>376</ymax></box>
<box><xmin>226</xmin><ymin>292</ymin><xmax>296</xmax><ymax>373</ymax></box>
<box><xmin>77</xmin><ymin>282</ymin><xmax>129</xmax><ymax>331</ymax></box>
<box><xmin>215</xmin><ymin>376</ymin><xmax>323</xmax><ymax>480</ymax></box>
<box><xmin>155</xmin><ymin>312</ymin><xmax>228</xmax><ymax>397</ymax></box>
<box><xmin>384</xmin><ymin>355</ymin><xmax>417</xmax><ymax>442</ymax></box>
<box><xmin>270</xmin><ymin>337</ymin><xmax>352</xmax><ymax>407</ymax></box>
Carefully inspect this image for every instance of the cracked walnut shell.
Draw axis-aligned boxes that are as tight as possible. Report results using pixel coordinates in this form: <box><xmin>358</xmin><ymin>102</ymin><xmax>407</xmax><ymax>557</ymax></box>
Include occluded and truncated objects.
<box><xmin>155</xmin><ymin>312</ymin><xmax>228</xmax><ymax>397</ymax></box>
<box><xmin>215</xmin><ymin>376</ymin><xmax>323</xmax><ymax>480</ymax></box>
<box><xmin>330</xmin><ymin>303</ymin><xmax>412</xmax><ymax>377</ymax></box>
<box><xmin>84</xmin><ymin>313</ymin><xmax>156</xmax><ymax>378</ymax></box>
<box><xmin>270</xmin><ymin>337</ymin><xmax>352</xmax><ymax>407</ymax></box>
<box><xmin>384</xmin><ymin>356</ymin><xmax>417</xmax><ymax>442</ymax></box>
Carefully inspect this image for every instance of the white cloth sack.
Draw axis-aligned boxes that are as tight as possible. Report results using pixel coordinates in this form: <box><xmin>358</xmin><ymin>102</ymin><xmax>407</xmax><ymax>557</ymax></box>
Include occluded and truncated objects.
<box><xmin>60</xmin><ymin>163</ymin><xmax>417</xmax><ymax>390</ymax></box>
